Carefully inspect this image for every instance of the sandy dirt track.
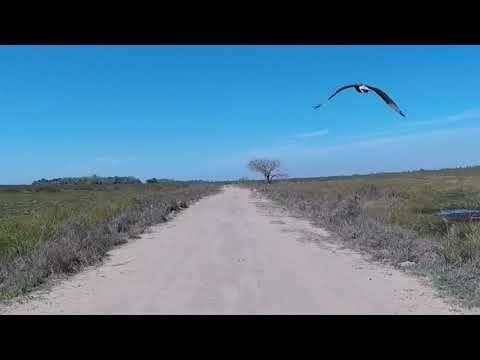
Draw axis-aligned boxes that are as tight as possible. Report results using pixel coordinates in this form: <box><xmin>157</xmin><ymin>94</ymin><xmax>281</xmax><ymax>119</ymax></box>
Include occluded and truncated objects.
<box><xmin>1</xmin><ymin>186</ymin><xmax>473</xmax><ymax>315</ymax></box>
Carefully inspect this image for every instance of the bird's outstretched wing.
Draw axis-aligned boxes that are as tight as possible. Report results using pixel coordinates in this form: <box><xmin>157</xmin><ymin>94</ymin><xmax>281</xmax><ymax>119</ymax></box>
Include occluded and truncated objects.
<box><xmin>366</xmin><ymin>85</ymin><xmax>406</xmax><ymax>117</ymax></box>
<box><xmin>314</xmin><ymin>84</ymin><xmax>356</xmax><ymax>110</ymax></box>
<box><xmin>328</xmin><ymin>84</ymin><xmax>357</xmax><ymax>100</ymax></box>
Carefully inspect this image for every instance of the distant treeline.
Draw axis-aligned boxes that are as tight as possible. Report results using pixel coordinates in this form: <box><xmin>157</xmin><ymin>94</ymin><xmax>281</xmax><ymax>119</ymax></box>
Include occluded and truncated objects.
<box><xmin>145</xmin><ymin>178</ymin><xmax>176</xmax><ymax>184</ymax></box>
<box><xmin>32</xmin><ymin>175</ymin><xmax>142</xmax><ymax>185</ymax></box>
<box><xmin>31</xmin><ymin>176</ymin><xmax>225</xmax><ymax>187</ymax></box>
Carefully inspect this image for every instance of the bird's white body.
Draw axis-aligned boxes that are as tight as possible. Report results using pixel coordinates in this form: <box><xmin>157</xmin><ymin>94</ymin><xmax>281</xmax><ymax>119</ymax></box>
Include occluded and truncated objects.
<box><xmin>357</xmin><ymin>84</ymin><xmax>370</xmax><ymax>93</ymax></box>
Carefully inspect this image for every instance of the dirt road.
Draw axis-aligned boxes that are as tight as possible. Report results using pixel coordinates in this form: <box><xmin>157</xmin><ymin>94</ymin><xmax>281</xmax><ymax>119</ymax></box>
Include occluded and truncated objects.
<box><xmin>1</xmin><ymin>186</ymin><xmax>469</xmax><ymax>314</ymax></box>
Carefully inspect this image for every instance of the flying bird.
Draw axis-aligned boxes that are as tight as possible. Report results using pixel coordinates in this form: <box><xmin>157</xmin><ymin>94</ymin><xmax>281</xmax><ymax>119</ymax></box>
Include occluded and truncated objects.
<box><xmin>314</xmin><ymin>83</ymin><xmax>406</xmax><ymax>117</ymax></box>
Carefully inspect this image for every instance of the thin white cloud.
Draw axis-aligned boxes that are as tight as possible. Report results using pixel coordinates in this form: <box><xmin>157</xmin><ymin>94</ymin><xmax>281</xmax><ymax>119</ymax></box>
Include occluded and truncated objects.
<box><xmin>211</xmin><ymin>124</ymin><xmax>480</xmax><ymax>180</ymax></box>
<box><xmin>210</xmin><ymin>108</ymin><xmax>480</xmax><ymax>178</ymax></box>
<box><xmin>447</xmin><ymin>109</ymin><xmax>480</xmax><ymax>121</ymax></box>
<box><xmin>229</xmin><ymin>123</ymin><xmax>480</xmax><ymax>166</ymax></box>
<box><xmin>344</xmin><ymin>128</ymin><xmax>407</xmax><ymax>142</ymax></box>
<box><xmin>405</xmin><ymin>108</ymin><xmax>480</xmax><ymax>127</ymax></box>
<box><xmin>297</xmin><ymin>125</ymin><xmax>480</xmax><ymax>158</ymax></box>
<box><xmin>291</xmin><ymin>129</ymin><xmax>329</xmax><ymax>139</ymax></box>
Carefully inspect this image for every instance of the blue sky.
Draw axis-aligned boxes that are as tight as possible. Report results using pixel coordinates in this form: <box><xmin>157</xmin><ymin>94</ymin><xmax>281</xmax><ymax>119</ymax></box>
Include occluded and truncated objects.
<box><xmin>1</xmin><ymin>45</ymin><xmax>480</xmax><ymax>184</ymax></box>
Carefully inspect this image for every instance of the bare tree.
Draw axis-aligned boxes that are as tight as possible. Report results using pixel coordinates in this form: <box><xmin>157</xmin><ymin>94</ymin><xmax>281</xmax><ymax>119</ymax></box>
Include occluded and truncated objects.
<box><xmin>247</xmin><ymin>158</ymin><xmax>287</xmax><ymax>184</ymax></box>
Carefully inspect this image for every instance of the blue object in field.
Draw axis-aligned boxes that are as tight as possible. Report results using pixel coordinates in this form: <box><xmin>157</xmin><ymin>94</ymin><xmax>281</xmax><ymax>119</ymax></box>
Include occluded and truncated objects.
<box><xmin>435</xmin><ymin>209</ymin><xmax>480</xmax><ymax>220</ymax></box>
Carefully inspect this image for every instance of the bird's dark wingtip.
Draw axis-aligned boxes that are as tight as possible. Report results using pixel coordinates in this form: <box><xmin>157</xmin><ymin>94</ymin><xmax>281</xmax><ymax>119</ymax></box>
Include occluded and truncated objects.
<box><xmin>313</xmin><ymin>104</ymin><xmax>322</xmax><ymax>110</ymax></box>
<box><xmin>399</xmin><ymin>111</ymin><xmax>406</xmax><ymax>117</ymax></box>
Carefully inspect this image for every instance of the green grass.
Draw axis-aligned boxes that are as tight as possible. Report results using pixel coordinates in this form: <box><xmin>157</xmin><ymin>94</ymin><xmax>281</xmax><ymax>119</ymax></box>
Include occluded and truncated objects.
<box><xmin>277</xmin><ymin>168</ymin><xmax>480</xmax><ymax>238</ymax></box>
<box><xmin>0</xmin><ymin>183</ymin><xmax>189</xmax><ymax>257</ymax></box>
<box><xmin>251</xmin><ymin>166</ymin><xmax>480</xmax><ymax>308</ymax></box>
<box><xmin>0</xmin><ymin>182</ymin><xmax>221</xmax><ymax>299</ymax></box>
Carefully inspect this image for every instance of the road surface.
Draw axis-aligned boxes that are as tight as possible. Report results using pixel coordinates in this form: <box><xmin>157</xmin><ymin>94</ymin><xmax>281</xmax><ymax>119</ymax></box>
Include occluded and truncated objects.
<box><xmin>1</xmin><ymin>186</ymin><xmax>470</xmax><ymax>314</ymax></box>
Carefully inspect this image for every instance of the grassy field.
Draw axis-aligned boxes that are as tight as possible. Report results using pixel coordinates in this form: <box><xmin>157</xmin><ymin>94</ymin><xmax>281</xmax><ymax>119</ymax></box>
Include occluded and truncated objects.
<box><xmin>0</xmin><ymin>181</ymin><xmax>221</xmax><ymax>300</ymax></box>
<box><xmin>250</xmin><ymin>167</ymin><xmax>480</xmax><ymax>308</ymax></box>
